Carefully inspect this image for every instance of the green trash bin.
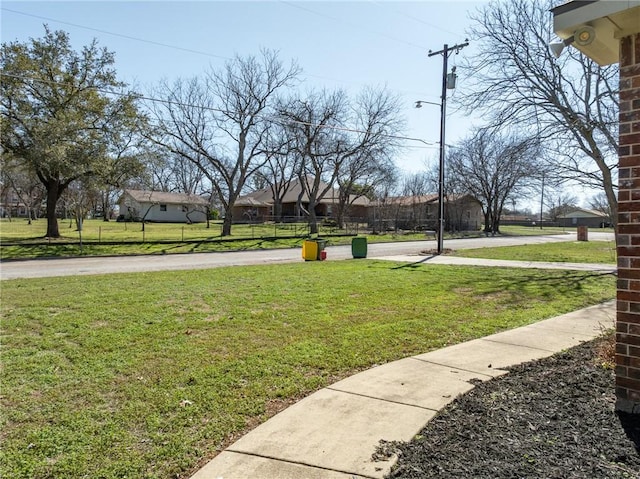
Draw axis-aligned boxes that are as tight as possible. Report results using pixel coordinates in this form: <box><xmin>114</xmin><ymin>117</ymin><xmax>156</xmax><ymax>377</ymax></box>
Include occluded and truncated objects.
<box><xmin>352</xmin><ymin>237</ymin><xmax>367</xmax><ymax>258</ymax></box>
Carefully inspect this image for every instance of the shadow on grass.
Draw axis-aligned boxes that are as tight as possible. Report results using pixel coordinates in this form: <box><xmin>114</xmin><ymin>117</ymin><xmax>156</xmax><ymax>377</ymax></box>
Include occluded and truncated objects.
<box><xmin>380</xmin><ymin>259</ymin><xmax>616</xmax><ymax>301</ymax></box>
<box><xmin>390</xmin><ymin>255</ymin><xmax>437</xmax><ymax>269</ymax></box>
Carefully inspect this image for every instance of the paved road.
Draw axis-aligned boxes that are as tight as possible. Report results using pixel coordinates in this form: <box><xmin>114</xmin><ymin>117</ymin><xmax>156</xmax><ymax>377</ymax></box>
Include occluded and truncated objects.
<box><xmin>0</xmin><ymin>231</ymin><xmax>614</xmax><ymax>280</ymax></box>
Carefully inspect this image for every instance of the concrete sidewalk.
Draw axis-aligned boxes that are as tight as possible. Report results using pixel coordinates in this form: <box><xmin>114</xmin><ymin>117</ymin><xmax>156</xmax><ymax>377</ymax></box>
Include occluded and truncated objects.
<box><xmin>191</xmin><ymin>298</ymin><xmax>616</xmax><ymax>479</ymax></box>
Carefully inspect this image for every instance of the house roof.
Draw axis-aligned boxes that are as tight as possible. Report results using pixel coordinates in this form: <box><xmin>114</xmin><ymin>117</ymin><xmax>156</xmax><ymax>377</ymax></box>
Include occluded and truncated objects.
<box><xmin>122</xmin><ymin>189</ymin><xmax>209</xmax><ymax>206</ymax></box>
<box><xmin>558</xmin><ymin>207</ymin><xmax>608</xmax><ymax>218</ymax></box>
<box><xmin>238</xmin><ymin>178</ymin><xmax>371</xmax><ymax>206</ymax></box>
<box><xmin>387</xmin><ymin>194</ymin><xmax>439</xmax><ymax>206</ymax></box>
<box><xmin>384</xmin><ymin>194</ymin><xmax>481</xmax><ymax>207</ymax></box>
<box><xmin>234</xmin><ymin>196</ymin><xmax>271</xmax><ymax>207</ymax></box>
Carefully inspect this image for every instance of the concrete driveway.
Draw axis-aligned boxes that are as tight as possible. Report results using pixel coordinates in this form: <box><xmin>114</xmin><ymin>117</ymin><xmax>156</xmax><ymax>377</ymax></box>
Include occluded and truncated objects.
<box><xmin>0</xmin><ymin>231</ymin><xmax>614</xmax><ymax>280</ymax></box>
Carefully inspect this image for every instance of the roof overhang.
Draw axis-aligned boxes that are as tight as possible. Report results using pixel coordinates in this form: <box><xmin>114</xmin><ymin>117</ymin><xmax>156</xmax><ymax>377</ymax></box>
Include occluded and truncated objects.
<box><xmin>552</xmin><ymin>0</ymin><xmax>640</xmax><ymax>65</ymax></box>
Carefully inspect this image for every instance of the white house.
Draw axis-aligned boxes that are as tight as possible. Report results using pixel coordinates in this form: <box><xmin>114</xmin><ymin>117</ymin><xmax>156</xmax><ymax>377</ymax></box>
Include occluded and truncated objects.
<box><xmin>118</xmin><ymin>189</ymin><xmax>209</xmax><ymax>223</ymax></box>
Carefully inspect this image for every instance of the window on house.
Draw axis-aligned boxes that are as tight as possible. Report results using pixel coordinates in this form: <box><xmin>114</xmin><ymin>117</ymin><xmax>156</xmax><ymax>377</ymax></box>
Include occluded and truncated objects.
<box><xmin>182</xmin><ymin>205</ymin><xmax>188</xmax><ymax>212</ymax></box>
<box><xmin>160</xmin><ymin>204</ymin><xmax>167</xmax><ymax>212</ymax></box>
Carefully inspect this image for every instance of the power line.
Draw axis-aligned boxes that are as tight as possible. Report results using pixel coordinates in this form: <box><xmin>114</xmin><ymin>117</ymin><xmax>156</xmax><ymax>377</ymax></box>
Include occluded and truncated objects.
<box><xmin>369</xmin><ymin>1</ymin><xmax>467</xmax><ymax>40</ymax></box>
<box><xmin>2</xmin><ymin>73</ymin><xmax>440</xmax><ymax>147</ymax></box>
<box><xmin>2</xmin><ymin>6</ymin><xmax>437</xmax><ymax>98</ymax></box>
<box><xmin>279</xmin><ymin>0</ymin><xmax>430</xmax><ymax>51</ymax></box>
<box><xmin>1</xmin><ymin>7</ymin><xmax>233</xmax><ymax>61</ymax></box>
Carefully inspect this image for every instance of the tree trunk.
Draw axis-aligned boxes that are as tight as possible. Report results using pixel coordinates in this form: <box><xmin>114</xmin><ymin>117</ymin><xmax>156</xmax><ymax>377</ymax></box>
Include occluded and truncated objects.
<box><xmin>273</xmin><ymin>200</ymin><xmax>283</xmax><ymax>221</ymax></box>
<box><xmin>604</xmin><ymin>180</ymin><xmax>618</xmax><ymax>232</ymax></box>
<box><xmin>45</xmin><ymin>182</ymin><xmax>61</xmax><ymax>238</ymax></box>
<box><xmin>308</xmin><ymin>200</ymin><xmax>318</xmax><ymax>234</ymax></box>
<box><xmin>101</xmin><ymin>191</ymin><xmax>111</xmax><ymax>222</ymax></box>
<box><xmin>222</xmin><ymin>209</ymin><xmax>233</xmax><ymax>236</ymax></box>
<box><xmin>492</xmin><ymin>216</ymin><xmax>500</xmax><ymax>234</ymax></box>
<box><xmin>336</xmin><ymin>208</ymin><xmax>345</xmax><ymax>230</ymax></box>
<box><xmin>308</xmin><ymin>211</ymin><xmax>318</xmax><ymax>234</ymax></box>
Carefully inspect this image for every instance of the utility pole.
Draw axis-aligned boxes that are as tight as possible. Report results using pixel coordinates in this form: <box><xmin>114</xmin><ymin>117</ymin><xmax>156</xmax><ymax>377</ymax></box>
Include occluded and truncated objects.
<box><xmin>539</xmin><ymin>172</ymin><xmax>545</xmax><ymax>230</ymax></box>
<box><xmin>428</xmin><ymin>40</ymin><xmax>468</xmax><ymax>254</ymax></box>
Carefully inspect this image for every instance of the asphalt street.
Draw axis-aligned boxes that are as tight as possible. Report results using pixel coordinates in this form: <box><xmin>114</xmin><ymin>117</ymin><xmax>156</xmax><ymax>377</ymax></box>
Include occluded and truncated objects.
<box><xmin>0</xmin><ymin>231</ymin><xmax>614</xmax><ymax>280</ymax></box>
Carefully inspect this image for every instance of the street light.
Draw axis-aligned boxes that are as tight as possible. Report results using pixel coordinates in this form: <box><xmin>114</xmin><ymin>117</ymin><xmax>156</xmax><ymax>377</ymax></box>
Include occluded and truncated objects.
<box><xmin>415</xmin><ymin>100</ymin><xmax>440</xmax><ymax>109</ymax></box>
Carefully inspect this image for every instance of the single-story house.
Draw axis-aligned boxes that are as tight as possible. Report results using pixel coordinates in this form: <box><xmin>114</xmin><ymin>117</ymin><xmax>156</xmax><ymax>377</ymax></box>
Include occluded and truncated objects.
<box><xmin>118</xmin><ymin>189</ymin><xmax>209</xmax><ymax>223</ymax></box>
<box><xmin>0</xmin><ymin>187</ymin><xmax>43</xmax><ymax>219</ymax></box>
<box><xmin>232</xmin><ymin>196</ymin><xmax>272</xmax><ymax>223</ymax></box>
<box><xmin>234</xmin><ymin>178</ymin><xmax>370</xmax><ymax>222</ymax></box>
<box><xmin>557</xmin><ymin>207</ymin><xmax>611</xmax><ymax>228</ymax></box>
<box><xmin>374</xmin><ymin>194</ymin><xmax>483</xmax><ymax>231</ymax></box>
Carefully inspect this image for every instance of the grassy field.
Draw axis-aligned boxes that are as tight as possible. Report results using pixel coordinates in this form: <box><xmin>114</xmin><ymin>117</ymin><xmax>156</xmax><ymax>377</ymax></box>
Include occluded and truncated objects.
<box><xmin>1</xmin><ymin>257</ymin><xmax>615</xmax><ymax>479</ymax></box>
<box><xmin>0</xmin><ymin>218</ymin><xmax>435</xmax><ymax>260</ymax></box>
<box><xmin>0</xmin><ymin>218</ymin><xmax>329</xmax><ymax>242</ymax></box>
<box><xmin>0</xmin><ymin>218</ymin><xmax>577</xmax><ymax>260</ymax></box>
<box><xmin>454</xmin><ymin>240</ymin><xmax>617</xmax><ymax>264</ymax></box>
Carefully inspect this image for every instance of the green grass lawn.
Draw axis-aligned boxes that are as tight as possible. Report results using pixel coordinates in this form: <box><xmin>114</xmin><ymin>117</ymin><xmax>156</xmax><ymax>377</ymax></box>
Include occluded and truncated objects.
<box><xmin>0</xmin><ymin>219</ymin><xmax>577</xmax><ymax>260</ymax></box>
<box><xmin>497</xmin><ymin>225</ymin><xmax>574</xmax><ymax>236</ymax></box>
<box><xmin>0</xmin><ymin>218</ymin><xmax>322</xmax><ymax>243</ymax></box>
<box><xmin>453</xmin><ymin>240</ymin><xmax>617</xmax><ymax>264</ymax></box>
<box><xmin>1</xmin><ymin>260</ymin><xmax>615</xmax><ymax>479</ymax></box>
<box><xmin>0</xmin><ymin>218</ymin><xmax>435</xmax><ymax>260</ymax></box>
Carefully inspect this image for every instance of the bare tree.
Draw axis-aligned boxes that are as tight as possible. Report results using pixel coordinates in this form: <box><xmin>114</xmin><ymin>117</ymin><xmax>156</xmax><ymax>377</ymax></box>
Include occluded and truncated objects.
<box><xmin>396</xmin><ymin>172</ymin><xmax>432</xmax><ymax>230</ymax></box>
<box><xmin>279</xmin><ymin>86</ymin><xmax>403</xmax><ymax>234</ymax></box>
<box><xmin>0</xmin><ymin>154</ymin><xmax>45</xmax><ymax>222</ymax></box>
<box><xmin>589</xmin><ymin>191</ymin><xmax>612</xmax><ymax>222</ymax></box>
<box><xmin>402</xmin><ymin>172</ymin><xmax>430</xmax><ymax>197</ymax></box>
<box><xmin>545</xmin><ymin>191</ymin><xmax>578</xmax><ymax>222</ymax></box>
<box><xmin>149</xmin><ymin>50</ymin><xmax>300</xmax><ymax>235</ymax></box>
<box><xmin>449</xmin><ymin>129</ymin><xmax>541</xmax><ymax>235</ymax></box>
<box><xmin>425</xmin><ymin>151</ymin><xmax>476</xmax><ymax>231</ymax></box>
<box><xmin>461</xmin><ymin>0</ymin><xmax>618</xmax><ymax>226</ymax></box>
<box><xmin>254</xmin><ymin>119</ymin><xmax>301</xmax><ymax>221</ymax></box>
<box><xmin>279</xmin><ymin>89</ymin><xmax>350</xmax><ymax>234</ymax></box>
<box><xmin>94</xmin><ymin>124</ymin><xmax>148</xmax><ymax>221</ymax></box>
<box><xmin>335</xmin><ymin>87</ymin><xmax>403</xmax><ymax>228</ymax></box>
<box><xmin>62</xmin><ymin>180</ymin><xmax>94</xmax><ymax>230</ymax></box>
<box><xmin>335</xmin><ymin>152</ymin><xmax>397</xmax><ymax>228</ymax></box>
<box><xmin>369</xmin><ymin>172</ymin><xmax>399</xmax><ymax>234</ymax></box>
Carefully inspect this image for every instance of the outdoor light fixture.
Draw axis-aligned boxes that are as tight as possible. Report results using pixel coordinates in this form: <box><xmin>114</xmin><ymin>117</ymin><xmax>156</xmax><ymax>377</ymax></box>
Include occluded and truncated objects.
<box><xmin>549</xmin><ymin>25</ymin><xmax>596</xmax><ymax>58</ymax></box>
<box><xmin>549</xmin><ymin>39</ymin><xmax>570</xmax><ymax>58</ymax></box>
<box><xmin>415</xmin><ymin>100</ymin><xmax>440</xmax><ymax>108</ymax></box>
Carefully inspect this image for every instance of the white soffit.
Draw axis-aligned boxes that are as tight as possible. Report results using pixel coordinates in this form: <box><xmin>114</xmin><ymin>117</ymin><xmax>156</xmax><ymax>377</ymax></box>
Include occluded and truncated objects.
<box><xmin>553</xmin><ymin>1</ymin><xmax>640</xmax><ymax>65</ymax></box>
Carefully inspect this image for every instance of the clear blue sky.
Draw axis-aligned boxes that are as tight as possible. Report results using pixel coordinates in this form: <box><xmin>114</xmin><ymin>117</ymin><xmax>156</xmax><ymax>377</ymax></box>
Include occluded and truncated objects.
<box><xmin>2</xmin><ymin>1</ymin><xmax>486</xmax><ymax>178</ymax></box>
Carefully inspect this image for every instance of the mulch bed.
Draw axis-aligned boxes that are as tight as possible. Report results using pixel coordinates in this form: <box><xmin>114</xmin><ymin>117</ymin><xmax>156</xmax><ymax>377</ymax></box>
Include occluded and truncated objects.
<box><xmin>387</xmin><ymin>335</ymin><xmax>640</xmax><ymax>478</ymax></box>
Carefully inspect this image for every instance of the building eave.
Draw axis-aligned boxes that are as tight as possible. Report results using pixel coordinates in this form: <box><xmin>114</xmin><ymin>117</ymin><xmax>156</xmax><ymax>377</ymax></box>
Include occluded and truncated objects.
<box><xmin>552</xmin><ymin>0</ymin><xmax>640</xmax><ymax>65</ymax></box>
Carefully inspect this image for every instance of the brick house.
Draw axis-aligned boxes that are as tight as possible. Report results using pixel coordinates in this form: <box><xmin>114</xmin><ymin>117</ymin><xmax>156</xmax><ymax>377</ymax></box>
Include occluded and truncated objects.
<box><xmin>552</xmin><ymin>0</ymin><xmax>640</xmax><ymax>414</ymax></box>
<box><xmin>234</xmin><ymin>178</ymin><xmax>370</xmax><ymax>222</ymax></box>
<box><xmin>377</xmin><ymin>194</ymin><xmax>483</xmax><ymax>232</ymax></box>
